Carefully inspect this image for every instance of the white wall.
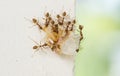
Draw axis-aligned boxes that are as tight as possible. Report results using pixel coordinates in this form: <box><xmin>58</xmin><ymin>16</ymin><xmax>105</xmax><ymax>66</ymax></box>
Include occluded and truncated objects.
<box><xmin>0</xmin><ymin>0</ymin><xmax>75</xmax><ymax>76</ymax></box>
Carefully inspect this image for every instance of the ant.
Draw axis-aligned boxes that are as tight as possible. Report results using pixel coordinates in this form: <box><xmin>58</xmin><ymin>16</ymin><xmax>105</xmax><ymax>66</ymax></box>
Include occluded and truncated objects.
<box><xmin>75</xmin><ymin>25</ymin><xmax>84</xmax><ymax>53</ymax></box>
<box><xmin>32</xmin><ymin>18</ymin><xmax>43</xmax><ymax>30</ymax></box>
<box><xmin>79</xmin><ymin>25</ymin><xmax>83</xmax><ymax>41</ymax></box>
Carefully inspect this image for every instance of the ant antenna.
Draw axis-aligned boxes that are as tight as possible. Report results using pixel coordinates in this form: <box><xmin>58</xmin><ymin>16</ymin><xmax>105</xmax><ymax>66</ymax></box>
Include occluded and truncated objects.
<box><xmin>28</xmin><ymin>36</ymin><xmax>39</xmax><ymax>45</ymax></box>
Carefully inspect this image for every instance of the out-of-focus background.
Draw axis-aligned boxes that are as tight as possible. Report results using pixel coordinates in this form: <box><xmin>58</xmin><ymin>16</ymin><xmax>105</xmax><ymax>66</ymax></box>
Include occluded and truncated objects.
<box><xmin>75</xmin><ymin>0</ymin><xmax>120</xmax><ymax>76</ymax></box>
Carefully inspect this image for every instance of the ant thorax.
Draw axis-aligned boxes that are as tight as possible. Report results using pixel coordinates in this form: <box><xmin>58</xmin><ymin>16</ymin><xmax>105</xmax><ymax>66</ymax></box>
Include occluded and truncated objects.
<box><xmin>30</xmin><ymin>11</ymin><xmax>83</xmax><ymax>56</ymax></box>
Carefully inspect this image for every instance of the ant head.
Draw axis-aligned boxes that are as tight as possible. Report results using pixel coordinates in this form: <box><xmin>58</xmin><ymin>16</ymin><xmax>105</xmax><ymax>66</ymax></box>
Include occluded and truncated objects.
<box><xmin>32</xmin><ymin>18</ymin><xmax>37</xmax><ymax>23</ymax></box>
<box><xmin>79</xmin><ymin>25</ymin><xmax>83</xmax><ymax>30</ymax></box>
<box><xmin>45</xmin><ymin>12</ymin><xmax>49</xmax><ymax>17</ymax></box>
<box><xmin>33</xmin><ymin>45</ymin><xmax>38</xmax><ymax>49</ymax></box>
<box><xmin>57</xmin><ymin>14</ymin><xmax>60</xmax><ymax>18</ymax></box>
<box><xmin>76</xmin><ymin>49</ymin><xmax>79</xmax><ymax>52</ymax></box>
<box><xmin>72</xmin><ymin>20</ymin><xmax>76</xmax><ymax>24</ymax></box>
<box><xmin>62</xmin><ymin>11</ymin><xmax>66</xmax><ymax>16</ymax></box>
<box><xmin>67</xmin><ymin>21</ymin><xmax>71</xmax><ymax>25</ymax></box>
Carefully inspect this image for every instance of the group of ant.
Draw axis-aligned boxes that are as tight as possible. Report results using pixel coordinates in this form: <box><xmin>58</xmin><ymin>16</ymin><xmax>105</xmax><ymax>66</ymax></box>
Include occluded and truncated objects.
<box><xmin>30</xmin><ymin>11</ymin><xmax>83</xmax><ymax>56</ymax></box>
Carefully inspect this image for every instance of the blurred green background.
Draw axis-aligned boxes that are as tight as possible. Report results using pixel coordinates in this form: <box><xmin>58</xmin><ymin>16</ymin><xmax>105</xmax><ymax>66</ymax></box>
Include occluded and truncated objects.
<box><xmin>75</xmin><ymin>0</ymin><xmax>120</xmax><ymax>76</ymax></box>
